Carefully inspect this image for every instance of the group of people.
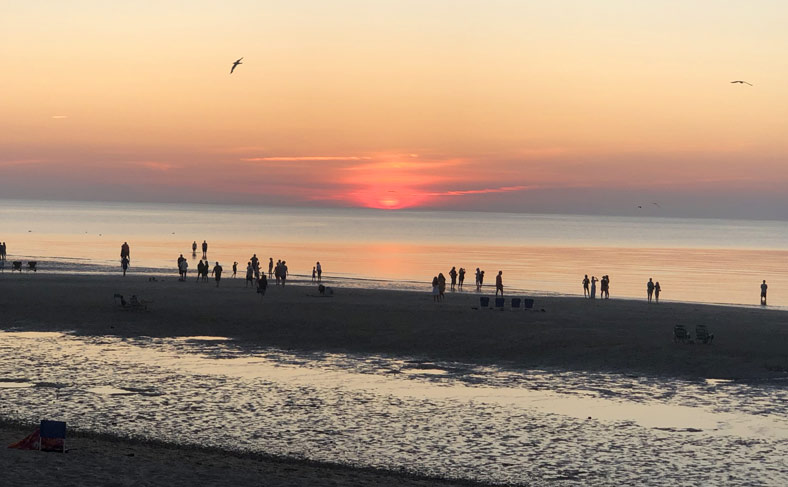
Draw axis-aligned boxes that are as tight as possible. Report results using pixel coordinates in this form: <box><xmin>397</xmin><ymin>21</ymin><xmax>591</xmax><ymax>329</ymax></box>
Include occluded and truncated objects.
<box><xmin>582</xmin><ymin>275</ymin><xmax>611</xmax><ymax>299</ymax></box>
<box><xmin>192</xmin><ymin>240</ymin><xmax>208</xmax><ymax>259</ymax></box>
<box><xmin>646</xmin><ymin>278</ymin><xmax>662</xmax><ymax>303</ymax></box>
<box><xmin>434</xmin><ymin>267</ymin><xmax>505</xmax><ymax>300</ymax></box>
<box><xmin>0</xmin><ymin>242</ymin><xmax>7</xmax><ymax>260</ymax></box>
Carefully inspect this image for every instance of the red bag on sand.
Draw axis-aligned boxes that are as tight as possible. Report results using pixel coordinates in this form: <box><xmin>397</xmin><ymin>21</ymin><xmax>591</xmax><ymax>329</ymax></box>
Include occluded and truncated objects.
<box><xmin>8</xmin><ymin>428</ymin><xmax>65</xmax><ymax>452</ymax></box>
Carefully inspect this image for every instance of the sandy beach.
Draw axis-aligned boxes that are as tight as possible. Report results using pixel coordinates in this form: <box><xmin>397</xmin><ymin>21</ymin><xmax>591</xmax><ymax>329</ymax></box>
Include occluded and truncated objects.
<box><xmin>1</xmin><ymin>273</ymin><xmax>787</xmax><ymax>485</ymax></box>
<box><xmin>1</xmin><ymin>273</ymin><xmax>786</xmax><ymax>380</ymax></box>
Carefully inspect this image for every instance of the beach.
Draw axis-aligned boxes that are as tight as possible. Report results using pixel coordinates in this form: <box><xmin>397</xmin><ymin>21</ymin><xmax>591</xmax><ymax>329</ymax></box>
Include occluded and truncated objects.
<box><xmin>1</xmin><ymin>274</ymin><xmax>786</xmax><ymax>380</ymax></box>
<box><xmin>2</xmin><ymin>274</ymin><xmax>787</xmax><ymax>485</ymax></box>
<box><xmin>0</xmin><ymin>420</ymin><xmax>485</xmax><ymax>487</ymax></box>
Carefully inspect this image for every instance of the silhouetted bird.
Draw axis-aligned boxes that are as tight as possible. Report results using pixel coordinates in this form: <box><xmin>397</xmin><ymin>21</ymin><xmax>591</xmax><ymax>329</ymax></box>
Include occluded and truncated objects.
<box><xmin>730</xmin><ymin>80</ymin><xmax>752</xmax><ymax>86</ymax></box>
<box><xmin>230</xmin><ymin>57</ymin><xmax>243</xmax><ymax>74</ymax></box>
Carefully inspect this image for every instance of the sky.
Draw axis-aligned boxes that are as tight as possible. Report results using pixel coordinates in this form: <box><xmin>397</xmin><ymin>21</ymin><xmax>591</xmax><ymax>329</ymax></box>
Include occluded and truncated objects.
<box><xmin>2</xmin><ymin>1</ymin><xmax>788</xmax><ymax>218</ymax></box>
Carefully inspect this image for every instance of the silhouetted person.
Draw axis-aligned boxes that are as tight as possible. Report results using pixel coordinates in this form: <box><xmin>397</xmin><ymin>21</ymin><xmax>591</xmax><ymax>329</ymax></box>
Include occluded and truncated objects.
<box><xmin>647</xmin><ymin>278</ymin><xmax>655</xmax><ymax>303</ymax></box>
<box><xmin>192</xmin><ymin>241</ymin><xmax>197</xmax><ymax>255</ymax></box>
<box><xmin>177</xmin><ymin>254</ymin><xmax>185</xmax><ymax>277</ymax></box>
<box><xmin>233</xmin><ymin>261</ymin><xmax>238</xmax><ymax>278</ymax></box>
<box><xmin>432</xmin><ymin>276</ymin><xmax>440</xmax><ymax>302</ymax></box>
<box><xmin>316</xmin><ymin>261</ymin><xmax>322</xmax><ymax>282</ymax></box>
<box><xmin>268</xmin><ymin>257</ymin><xmax>274</xmax><ymax>278</ymax></box>
<box><xmin>251</xmin><ymin>254</ymin><xmax>259</xmax><ymax>271</ymax></box>
<box><xmin>245</xmin><ymin>262</ymin><xmax>254</xmax><ymax>287</ymax></box>
<box><xmin>654</xmin><ymin>281</ymin><xmax>661</xmax><ymax>303</ymax></box>
<box><xmin>449</xmin><ymin>266</ymin><xmax>457</xmax><ymax>290</ymax></box>
<box><xmin>601</xmin><ymin>275</ymin><xmax>610</xmax><ymax>299</ymax></box>
<box><xmin>458</xmin><ymin>267</ymin><xmax>465</xmax><ymax>289</ymax></box>
<box><xmin>179</xmin><ymin>258</ymin><xmax>188</xmax><ymax>281</ymax></box>
<box><xmin>478</xmin><ymin>270</ymin><xmax>485</xmax><ymax>290</ymax></box>
<box><xmin>495</xmin><ymin>271</ymin><xmax>504</xmax><ymax>296</ymax></box>
<box><xmin>0</xmin><ymin>242</ymin><xmax>5</xmax><ymax>260</ymax></box>
<box><xmin>475</xmin><ymin>268</ymin><xmax>481</xmax><ymax>291</ymax></box>
<box><xmin>761</xmin><ymin>280</ymin><xmax>768</xmax><ymax>305</ymax></box>
<box><xmin>121</xmin><ymin>256</ymin><xmax>129</xmax><ymax>276</ymax></box>
<box><xmin>120</xmin><ymin>242</ymin><xmax>130</xmax><ymax>262</ymax></box>
<box><xmin>281</xmin><ymin>261</ymin><xmax>288</xmax><ymax>286</ymax></box>
<box><xmin>212</xmin><ymin>262</ymin><xmax>223</xmax><ymax>287</ymax></box>
<box><xmin>196</xmin><ymin>260</ymin><xmax>205</xmax><ymax>282</ymax></box>
<box><xmin>202</xmin><ymin>240</ymin><xmax>208</xmax><ymax>259</ymax></box>
<box><xmin>590</xmin><ymin>276</ymin><xmax>597</xmax><ymax>299</ymax></box>
<box><xmin>582</xmin><ymin>275</ymin><xmax>590</xmax><ymax>297</ymax></box>
<box><xmin>438</xmin><ymin>273</ymin><xmax>446</xmax><ymax>300</ymax></box>
<box><xmin>257</xmin><ymin>274</ymin><xmax>268</xmax><ymax>298</ymax></box>
<box><xmin>312</xmin><ymin>266</ymin><xmax>316</xmax><ymax>283</ymax></box>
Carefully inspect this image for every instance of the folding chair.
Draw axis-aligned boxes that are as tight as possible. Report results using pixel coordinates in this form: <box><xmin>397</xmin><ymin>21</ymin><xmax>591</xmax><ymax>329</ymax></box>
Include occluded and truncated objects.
<box><xmin>12</xmin><ymin>261</ymin><xmax>22</xmax><ymax>272</ymax></box>
<box><xmin>523</xmin><ymin>298</ymin><xmax>535</xmax><ymax>310</ymax></box>
<box><xmin>511</xmin><ymin>298</ymin><xmax>521</xmax><ymax>309</ymax></box>
<box><xmin>479</xmin><ymin>296</ymin><xmax>490</xmax><ymax>308</ymax></box>
<box><xmin>27</xmin><ymin>261</ymin><xmax>37</xmax><ymax>272</ymax></box>
<box><xmin>39</xmin><ymin>420</ymin><xmax>66</xmax><ymax>452</ymax></box>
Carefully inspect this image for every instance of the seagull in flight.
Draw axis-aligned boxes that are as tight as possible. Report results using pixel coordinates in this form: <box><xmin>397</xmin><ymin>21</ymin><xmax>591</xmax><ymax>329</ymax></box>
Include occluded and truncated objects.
<box><xmin>230</xmin><ymin>57</ymin><xmax>243</xmax><ymax>74</ymax></box>
<box><xmin>730</xmin><ymin>80</ymin><xmax>752</xmax><ymax>86</ymax></box>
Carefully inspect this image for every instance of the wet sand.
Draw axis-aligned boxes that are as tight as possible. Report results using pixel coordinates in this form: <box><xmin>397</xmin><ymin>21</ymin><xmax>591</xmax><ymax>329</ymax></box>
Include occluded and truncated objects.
<box><xmin>1</xmin><ymin>273</ymin><xmax>786</xmax><ymax>380</ymax></box>
<box><xmin>1</xmin><ymin>274</ymin><xmax>787</xmax><ymax>485</ymax></box>
<box><xmin>0</xmin><ymin>421</ymin><xmax>485</xmax><ymax>487</ymax></box>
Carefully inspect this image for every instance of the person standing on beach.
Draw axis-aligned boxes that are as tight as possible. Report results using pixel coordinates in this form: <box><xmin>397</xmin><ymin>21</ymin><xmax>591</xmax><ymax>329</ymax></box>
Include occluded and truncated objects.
<box><xmin>281</xmin><ymin>261</ymin><xmax>288</xmax><ymax>286</ymax></box>
<box><xmin>120</xmin><ymin>242</ymin><xmax>130</xmax><ymax>262</ymax></box>
<box><xmin>475</xmin><ymin>268</ymin><xmax>481</xmax><ymax>291</ymax></box>
<box><xmin>0</xmin><ymin>242</ymin><xmax>5</xmax><ymax>260</ymax></box>
<box><xmin>478</xmin><ymin>270</ymin><xmax>485</xmax><ymax>290</ymax></box>
<box><xmin>601</xmin><ymin>275</ymin><xmax>609</xmax><ymax>299</ymax></box>
<box><xmin>196</xmin><ymin>260</ymin><xmax>204</xmax><ymax>282</ymax></box>
<box><xmin>458</xmin><ymin>267</ymin><xmax>465</xmax><ymax>289</ymax></box>
<box><xmin>761</xmin><ymin>280</ymin><xmax>768</xmax><ymax>305</ymax></box>
<box><xmin>211</xmin><ymin>262</ymin><xmax>223</xmax><ymax>287</ymax></box>
<box><xmin>179</xmin><ymin>258</ymin><xmax>188</xmax><ymax>281</ymax></box>
<box><xmin>495</xmin><ymin>271</ymin><xmax>504</xmax><ymax>296</ymax></box>
<box><xmin>647</xmin><ymin>278</ymin><xmax>655</xmax><ymax>303</ymax></box>
<box><xmin>438</xmin><ymin>273</ymin><xmax>447</xmax><ymax>300</ymax></box>
<box><xmin>604</xmin><ymin>275</ymin><xmax>611</xmax><ymax>299</ymax></box>
<box><xmin>316</xmin><ymin>261</ymin><xmax>322</xmax><ymax>282</ymax></box>
<box><xmin>449</xmin><ymin>266</ymin><xmax>457</xmax><ymax>291</ymax></box>
<box><xmin>590</xmin><ymin>276</ymin><xmax>597</xmax><ymax>299</ymax></box>
<box><xmin>233</xmin><ymin>261</ymin><xmax>238</xmax><ymax>278</ymax></box>
<box><xmin>432</xmin><ymin>276</ymin><xmax>440</xmax><ymax>302</ymax></box>
<box><xmin>274</xmin><ymin>260</ymin><xmax>281</xmax><ymax>285</ymax></box>
<box><xmin>121</xmin><ymin>256</ymin><xmax>129</xmax><ymax>276</ymax></box>
<box><xmin>268</xmin><ymin>258</ymin><xmax>274</xmax><ymax>278</ymax></box>
<box><xmin>192</xmin><ymin>241</ymin><xmax>197</xmax><ymax>255</ymax></box>
<box><xmin>582</xmin><ymin>275</ymin><xmax>590</xmax><ymax>297</ymax></box>
<box><xmin>245</xmin><ymin>262</ymin><xmax>254</xmax><ymax>287</ymax></box>
<box><xmin>202</xmin><ymin>240</ymin><xmax>208</xmax><ymax>259</ymax></box>
<box><xmin>312</xmin><ymin>266</ymin><xmax>316</xmax><ymax>283</ymax></box>
<box><xmin>257</xmin><ymin>273</ymin><xmax>268</xmax><ymax>298</ymax></box>
<box><xmin>654</xmin><ymin>281</ymin><xmax>661</xmax><ymax>303</ymax></box>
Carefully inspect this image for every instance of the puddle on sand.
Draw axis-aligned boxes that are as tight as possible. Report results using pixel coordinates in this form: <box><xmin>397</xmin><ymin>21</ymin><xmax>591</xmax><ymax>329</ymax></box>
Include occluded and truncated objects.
<box><xmin>0</xmin><ymin>330</ymin><xmax>786</xmax><ymax>486</ymax></box>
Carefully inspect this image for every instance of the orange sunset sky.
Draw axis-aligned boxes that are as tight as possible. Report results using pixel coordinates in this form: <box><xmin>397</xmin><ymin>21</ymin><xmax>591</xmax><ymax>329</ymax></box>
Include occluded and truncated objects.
<box><xmin>2</xmin><ymin>1</ymin><xmax>788</xmax><ymax>218</ymax></box>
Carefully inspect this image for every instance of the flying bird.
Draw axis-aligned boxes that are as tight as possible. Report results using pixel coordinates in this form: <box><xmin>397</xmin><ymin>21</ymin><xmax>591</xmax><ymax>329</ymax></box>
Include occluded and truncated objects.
<box><xmin>230</xmin><ymin>57</ymin><xmax>243</xmax><ymax>74</ymax></box>
<box><xmin>730</xmin><ymin>80</ymin><xmax>752</xmax><ymax>86</ymax></box>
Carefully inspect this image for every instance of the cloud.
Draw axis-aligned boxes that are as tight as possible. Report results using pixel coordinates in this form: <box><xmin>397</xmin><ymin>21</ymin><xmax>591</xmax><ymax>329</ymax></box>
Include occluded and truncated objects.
<box><xmin>423</xmin><ymin>185</ymin><xmax>533</xmax><ymax>197</ymax></box>
<box><xmin>51</xmin><ymin>115</ymin><xmax>68</xmax><ymax>119</ymax></box>
<box><xmin>241</xmin><ymin>156</ymin><xmax>372</xmax><ymax>162</ymax></box>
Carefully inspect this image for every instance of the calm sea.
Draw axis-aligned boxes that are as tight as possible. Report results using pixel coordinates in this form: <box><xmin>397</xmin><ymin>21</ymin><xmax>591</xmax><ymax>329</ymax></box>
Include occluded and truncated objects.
<box><xmin>1</xmin><ymin>199</ymin><xmax>786</xmax><ymax>307</ymax></box>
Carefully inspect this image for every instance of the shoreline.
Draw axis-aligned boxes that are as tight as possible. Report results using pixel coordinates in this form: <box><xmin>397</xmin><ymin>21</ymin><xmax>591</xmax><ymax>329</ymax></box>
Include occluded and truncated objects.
<box><xmin>2</xmin><ymin>273</ymin><xmax>787</xmax><ymax>381</ymax></box>
<box><xmin>0</xmin><ymin>420</ymin><xmax>495</xmax><ymax>487</ymax></box>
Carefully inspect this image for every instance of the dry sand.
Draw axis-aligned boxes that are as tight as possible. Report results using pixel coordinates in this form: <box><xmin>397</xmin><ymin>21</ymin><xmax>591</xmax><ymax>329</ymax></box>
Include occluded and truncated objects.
<box><xmin>1</xmin><ymin>273</ymin><xmax>786</xmax><ymax>380</ymax></box>
<box><xmin>1</xmin><ymin>273</ymin><xmax>787</xmax><ymax>485</ymax></box>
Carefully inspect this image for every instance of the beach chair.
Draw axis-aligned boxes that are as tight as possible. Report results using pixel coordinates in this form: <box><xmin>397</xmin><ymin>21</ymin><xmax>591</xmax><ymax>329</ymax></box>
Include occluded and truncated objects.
<box><xmin>39</xmin><ymin>420</ymin><xmax>66</xmax><ymax>453</ymax></box>
<box><xmin>511</xmin><ymin>298</ymin><xmax>521</xmax><ymax>310</ymax></box>
<box><xmin>494</xmin><ymin>297</ymin><xmax>505</xmax><ymax>309</ymax></box>
<box><xmin>523</xmin><ymin>298</ymin><xmax>535</xmax><ymax>310</ymax></box>
<box><xmin>27</xmin><ymin>261</ymin><xmax>37</xmax><ymax>272</ymax></box>
<box><xmin>673</xmin><ymin>325</ymin><xmax>690</xmax><ymax>343</ymax></box>
<box><xmin>479</xmin><ymin>296</ymin><xmax>490</xmax><ymax>308</ymax></box>
<box><xmin>0</xmin><ymin>260</ymin><xmax>4</xmax><ymax>272</ymax></box>
<box><xmin>12</xmin><ymin>261</ymin><xmax>22</xmax><ymax>272</ymax></box>
<box><xmin>695</xmin><ymin>325</ymin><xmax>714</xmax><ymax>344</ymax></box>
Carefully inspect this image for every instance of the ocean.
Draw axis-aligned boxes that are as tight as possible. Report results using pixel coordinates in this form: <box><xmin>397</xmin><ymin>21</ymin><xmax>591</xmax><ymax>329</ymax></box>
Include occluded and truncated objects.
<box><xmin>1</xmin><ymin>198</ymin><xmax>786</xmax><ymax>307</ymax></box>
